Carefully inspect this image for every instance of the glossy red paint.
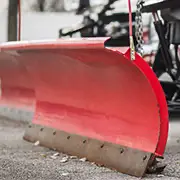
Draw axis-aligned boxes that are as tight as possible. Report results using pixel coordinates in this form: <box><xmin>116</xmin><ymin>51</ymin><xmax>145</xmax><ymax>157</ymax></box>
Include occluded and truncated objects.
<box><xmin>0</xmin><ymin>52</ymin><xmax>35</xmax><ymax>111</ymax></box>
<box><xmin>124</xmin><ymin>49</ymin><xmax>169</xmax><ymax>156</ymax></box>
<box><xmin>0</xmin><ymin>38</ymin><xmax>168</xmax><ymax>155</ymax></box>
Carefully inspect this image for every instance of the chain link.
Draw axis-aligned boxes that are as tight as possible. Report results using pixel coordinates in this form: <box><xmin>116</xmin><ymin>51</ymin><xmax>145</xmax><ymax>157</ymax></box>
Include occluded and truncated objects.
<box><xmin>135</xmin><ymin>0</ymin><xmax>144</xmax><ymax>56</ymax></box>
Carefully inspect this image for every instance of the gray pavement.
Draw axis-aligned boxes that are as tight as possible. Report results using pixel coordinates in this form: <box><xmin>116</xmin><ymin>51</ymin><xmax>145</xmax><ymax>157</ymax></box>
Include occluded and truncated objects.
<box><xmin>0</xmin><ymin>108</ymin><xmax>179</xmax><ymax>180</ymax></box>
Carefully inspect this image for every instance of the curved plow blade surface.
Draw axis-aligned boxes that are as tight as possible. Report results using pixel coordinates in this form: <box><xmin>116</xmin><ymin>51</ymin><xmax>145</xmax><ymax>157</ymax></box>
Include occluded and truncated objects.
<box><xmin>0</xmin><ymin>38</ymin><xmax>169</xmax><ymax>177</ymax></box>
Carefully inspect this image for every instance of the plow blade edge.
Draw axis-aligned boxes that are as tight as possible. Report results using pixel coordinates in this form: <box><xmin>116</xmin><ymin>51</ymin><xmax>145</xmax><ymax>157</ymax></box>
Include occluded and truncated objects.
<box><xmin>0</xmin><ymin>38</ymin><xmax>169</xmax><ymax>177</ymax></box>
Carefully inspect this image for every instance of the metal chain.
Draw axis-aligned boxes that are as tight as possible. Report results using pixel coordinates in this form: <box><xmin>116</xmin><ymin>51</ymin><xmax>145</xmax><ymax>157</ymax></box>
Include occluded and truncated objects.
<box><xmin>135</xmin><ymin>0</ymin><xmax>144</xmax><ymax>56</ymax></box>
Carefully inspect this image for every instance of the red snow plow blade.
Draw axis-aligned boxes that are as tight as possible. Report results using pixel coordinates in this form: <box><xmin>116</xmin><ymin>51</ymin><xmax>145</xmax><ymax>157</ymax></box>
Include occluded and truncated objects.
<box><xmin>0</xmin><ymin>38</ymin><xmax>169</xmax><ymax>177</ymax></box>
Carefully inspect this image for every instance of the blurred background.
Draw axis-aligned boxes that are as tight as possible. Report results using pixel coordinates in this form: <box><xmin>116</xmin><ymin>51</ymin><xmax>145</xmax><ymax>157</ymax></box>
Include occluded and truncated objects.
<box><xmin>0</xmin><ymin>0</ymin><xmax>84</xmax><ymax>42</ymax></box>
<box><xmin>0</xmin><ymin>0</ymin><xmax>159</xmax><ymax>44</ymax></box>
